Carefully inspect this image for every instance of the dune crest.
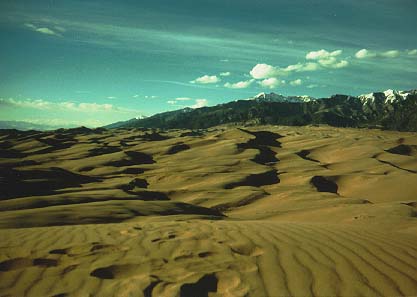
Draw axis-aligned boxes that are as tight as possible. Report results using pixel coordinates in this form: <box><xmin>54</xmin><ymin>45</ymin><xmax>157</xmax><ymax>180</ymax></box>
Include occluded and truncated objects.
<box><xmin>1</xmin><ymin>125</ymin><xmax>417</xmax><ymax>296</ymax></box>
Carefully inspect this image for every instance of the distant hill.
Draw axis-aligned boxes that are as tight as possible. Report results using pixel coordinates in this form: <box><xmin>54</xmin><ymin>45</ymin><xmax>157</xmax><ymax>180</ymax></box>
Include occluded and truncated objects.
<box><xmin>0</xmin><ymin>121</ymin><xmax>57</xmax><ymax>131</ymax></box>
<box><xmin>105</xmin><ymin>89</ymin><xmax>417</xmax><ymax>131</ymax></box>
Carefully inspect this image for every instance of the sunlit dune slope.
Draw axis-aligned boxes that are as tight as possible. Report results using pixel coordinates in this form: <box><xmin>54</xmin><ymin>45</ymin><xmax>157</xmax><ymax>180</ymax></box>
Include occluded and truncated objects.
<box><xmin>1</xmin><ymin>125</ymin><xmax>416</xmax><ymax>297</ymax></box>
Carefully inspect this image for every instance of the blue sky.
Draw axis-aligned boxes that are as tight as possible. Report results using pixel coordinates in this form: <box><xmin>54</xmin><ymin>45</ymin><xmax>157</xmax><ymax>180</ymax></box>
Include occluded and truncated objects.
<box><xmin>1</xmin><ymin>0</ymin><xmax>417</xmax><ymax>127</ymax></box>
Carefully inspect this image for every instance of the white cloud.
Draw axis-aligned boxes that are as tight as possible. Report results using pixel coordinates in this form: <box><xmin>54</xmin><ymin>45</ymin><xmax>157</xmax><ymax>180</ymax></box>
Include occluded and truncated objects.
<box><xmin>107</xmin><ymin>96</ymin><xmax>117</xmax><ymax>99</ymax></box>
<box><xmin>132</xmin><ymin>94</ymin><xmax>158</xmax><ymax>99</ymax></box>
<box><xmin>167</xmin><ymin>97</ymin><xmax>207</xmax><ymax>108</ymax></box>
<box><xmin>250</xmin><ymin>64</ymin><xmax>281</xmax><ymax>79</ymax></box>
<box><xmin>78</xmin><ymin>103</ymin><xmax>114</xmax><ymax>111</ymax></box>
<box><xmin>220</xmin><ymin>71</ymin><xmax>231</xmax><ymax>76</ymax></box>
<box><xmin>190</xmin><ymin>99</ymin><xmax>208</xmax><ymax>108</ymax></box>
<box><xmin>284</xmin><ymin>62</ymin><xmax>319</xmax><ymax>72</ymax></box>
<box><xmin>190</xmin><ymin>75</ymin><xmax>220</xmax><ymax>84</ymax></box>
<box><xmin>175</xmin><ymin>97</ymin><xmax>192</xmax><ymax>101</ymax></box>
<box><xmin>0</xmin><ymin>98</ymin><xmax>133</xmax><ymax>113</ymax></box>
<box><xmin>355</xmin><ymin>49</ymin><xmax>402</xmax><ymax>59</ymax></box>
<box><xmin>380</xmin><ymin>50</ymin><xmax>400</xmax><ymax>58</ymax></box>
<box><xmin>306</xmin><ymin>84</ymin><xmax>319</xmax><ymax>89</ymax></box>
<box><xmin>224</xmin><ymin>79</ymin><xmax>254</xmax><ymax>89</ymax></box>
<box><xmin>258</xmin><ymin>78</ymin><xmax>285</xmax><ymax>89</ymax></box>
<box><xmin>408</xmin><ymin>49</ymin><xmax>417</xmax><ymax>56</ymax></box>
<box><xmin>53</xmin><ymin>26</ymin><xmax>66</xmax><ymax>33</ymax></box>
<box><xmin>331</xmin><ymin>60</ymin><xmax>349</xmax><ymax>69</ymax></box>
<box><xmin>3</xmin><ymin>98</ymin><xmax>51</xmax><ymax>110</ymax></box>
<box><xmin>24</xmin><ymin>23</ymin><xmax>62</xmax><ymax>37</ymax></box>
<box><xmin>21</xmin><ymin>118</ymin><xmax>105</xmax><ymax>128</ymax></box>
<box><xmin>304</xmin><ymin>49</ymin><xmax>348</xmax><ymax>69</ymax></box>
<box><xmin>249</xmin><ymin>49</ymin><xmax>347</xmax><ymax>83</ymax></box>
<box><xmin>317</xmin><ymin>57</ymin><xmax>337</xmax><ymax>66</ymax></box>
<box><xmin>355</xmin><ymin>49</ymin><xmax>374</xmax><ymax>59</ymax></box>
<box><xmin>306</xmin><ymin>49</ymin><xmax>342</xmax><ymax>60</ymax></box>
<box><xmin>24</xmin><ymin>23</ymin><xmax>36</xmax><ymax>30</ymax></box>
<box><xmin>290</xmin><ymin>79</ymin><xmax>302</xmax><ymax>86</ymax></box>
<box><xmin>36</xmin><ymin>27</ymin><xmax>58</xmax><ymax>35</ymax></box>
<box><xmin>317</xmin><ymin>57</ymin><xmax>349</xmax><ymax>69</ymax></box>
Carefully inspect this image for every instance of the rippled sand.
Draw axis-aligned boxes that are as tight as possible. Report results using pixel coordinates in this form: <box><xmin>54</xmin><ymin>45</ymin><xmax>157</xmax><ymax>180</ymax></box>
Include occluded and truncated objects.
<box><xmin>1</xmin><ymin>125</ymin><xmax>417</xmax><ymax>296</ymax></box>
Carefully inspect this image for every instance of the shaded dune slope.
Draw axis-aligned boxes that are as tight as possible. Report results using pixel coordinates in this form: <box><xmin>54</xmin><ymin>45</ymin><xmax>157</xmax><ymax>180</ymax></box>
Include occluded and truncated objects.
<box><xmin>1</xmin><ymin>125</ymin><xmax>417</xmax><ymax>296</ymax></box>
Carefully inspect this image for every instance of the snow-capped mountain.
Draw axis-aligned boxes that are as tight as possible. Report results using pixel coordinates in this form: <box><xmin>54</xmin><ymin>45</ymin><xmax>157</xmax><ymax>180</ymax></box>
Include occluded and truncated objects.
<box><xmin>107</xmin><ymin>88</ymin><xmax>417</xmax><ymax>132</ymax></box>
<box><xmin>358</xmin><ymin>89</ymin><xmax>411</xmax><ymax>104</ymax></box>
<box><xmin>250</xmin><ymin>92</ymin><xmax>316</xmax><ymax>103</ymax></box>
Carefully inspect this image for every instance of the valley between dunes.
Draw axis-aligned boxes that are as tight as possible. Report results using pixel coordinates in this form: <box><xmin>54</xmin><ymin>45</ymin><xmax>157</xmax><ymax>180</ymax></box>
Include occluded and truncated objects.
<box><xmin>1</xmin><ymin>125</ymin><xmax>417</xmax><ymax>297</ymax></box>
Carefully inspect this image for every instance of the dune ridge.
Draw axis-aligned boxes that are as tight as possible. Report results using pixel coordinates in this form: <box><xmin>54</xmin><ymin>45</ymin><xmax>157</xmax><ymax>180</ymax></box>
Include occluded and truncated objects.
<box><xmin>1</xmin><ymin>125</ymin><xmax>417</xmax><ymax>296</ymax></box>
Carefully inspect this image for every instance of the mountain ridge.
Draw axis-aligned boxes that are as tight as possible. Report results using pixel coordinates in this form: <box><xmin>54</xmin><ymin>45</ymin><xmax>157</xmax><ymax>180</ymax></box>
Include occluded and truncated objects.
<box><xmin>247</xmin><ymin>92</ymin><xmax>315</xmax><ymax>103</ymax></box>
<box><xmin>106</xmin><ymin>88</ymin><xmax>417</xmax><ymax>131</ymax></box>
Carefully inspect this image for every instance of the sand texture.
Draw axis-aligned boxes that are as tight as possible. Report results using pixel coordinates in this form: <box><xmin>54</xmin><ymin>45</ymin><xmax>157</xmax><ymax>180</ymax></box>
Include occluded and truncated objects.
<box><xmin>1</xmin><ymin>125</ymin><xmax>417</xmax><ymax>296</ymax></box>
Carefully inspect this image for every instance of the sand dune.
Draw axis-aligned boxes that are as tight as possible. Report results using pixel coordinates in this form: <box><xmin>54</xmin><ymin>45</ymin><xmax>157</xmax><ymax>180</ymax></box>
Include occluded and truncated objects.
<box><xmin>1</xmin><ymin>125</ymin><xmax>417</xmax><ymax>296</ymax></box>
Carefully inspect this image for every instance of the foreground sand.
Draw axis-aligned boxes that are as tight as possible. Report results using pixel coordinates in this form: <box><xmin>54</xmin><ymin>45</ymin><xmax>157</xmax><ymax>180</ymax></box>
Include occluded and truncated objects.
<box><xmin>1</xmin><ymin>125</ymin><xmax>416</xmax><ymax>296</ymax></box>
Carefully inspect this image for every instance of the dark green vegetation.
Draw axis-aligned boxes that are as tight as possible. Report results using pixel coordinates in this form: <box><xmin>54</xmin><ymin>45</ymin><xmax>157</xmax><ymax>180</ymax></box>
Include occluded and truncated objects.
<box><xmin>107</xmin><ymin>90</ymin><xmax>417</xmax><ymax>131</ymax></box>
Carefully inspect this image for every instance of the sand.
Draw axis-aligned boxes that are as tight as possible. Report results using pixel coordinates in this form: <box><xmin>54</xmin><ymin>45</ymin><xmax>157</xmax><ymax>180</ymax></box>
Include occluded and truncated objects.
<box><xmin>0</xmin><ymin>125</ymin><xmax>416</xmax><ymax>296</ymax></box>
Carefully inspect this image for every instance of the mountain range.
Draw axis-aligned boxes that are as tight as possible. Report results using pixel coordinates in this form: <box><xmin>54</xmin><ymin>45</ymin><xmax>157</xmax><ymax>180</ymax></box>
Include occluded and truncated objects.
<box><xmin>106</xmin><ymin>89</ymin><xmax>417</xmax><ymax>131</ymax></box>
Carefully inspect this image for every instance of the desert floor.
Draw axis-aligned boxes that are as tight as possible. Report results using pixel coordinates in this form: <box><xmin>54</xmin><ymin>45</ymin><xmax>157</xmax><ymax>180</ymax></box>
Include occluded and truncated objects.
<box><xmin>1</xmin><ymin>125</ymin><xmax>417</xmax><ymax>297</ymax></box>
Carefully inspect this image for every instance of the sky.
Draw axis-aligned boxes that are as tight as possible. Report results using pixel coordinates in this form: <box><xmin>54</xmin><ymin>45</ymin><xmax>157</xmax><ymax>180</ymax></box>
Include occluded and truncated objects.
<box><xmin>1</xmin><ymin>0</ymin><xmax>417</xmax><ymax>127</ymax></box>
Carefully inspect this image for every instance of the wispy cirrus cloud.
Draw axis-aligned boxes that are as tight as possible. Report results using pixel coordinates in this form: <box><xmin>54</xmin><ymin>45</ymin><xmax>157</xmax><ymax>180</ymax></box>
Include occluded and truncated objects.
<box><xmin>16</xmin><ymin>15</ymin><xmax>303</xmax><ymax>62</ymax></box>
